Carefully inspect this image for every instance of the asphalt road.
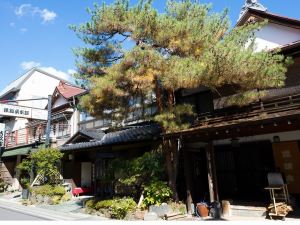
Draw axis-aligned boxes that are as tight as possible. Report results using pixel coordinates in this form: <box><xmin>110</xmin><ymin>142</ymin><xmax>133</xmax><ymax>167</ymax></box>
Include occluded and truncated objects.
<box><xmin>0</xmin><ymin>206</ymin><xmax>50</xmax><ymax>220</ymax></box>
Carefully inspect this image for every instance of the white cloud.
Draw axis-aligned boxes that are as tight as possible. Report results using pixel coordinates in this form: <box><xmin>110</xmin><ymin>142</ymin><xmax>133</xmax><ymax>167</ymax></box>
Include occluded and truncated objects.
<box><xmin>20</xmin><ymin>61</ymin><xmax>74</xmax><ymax>83</ymax></box>
<box><xmin>15</xmin><ymin>4</ymin><xmax>32</xmax><ymax>16</ymax></box>
<box><xmin>41</xmin><ymin>67</ymin><xmax>74</xmax><ymax>83</ymax></box>
<box><xmin>20</xmin><ymin>27</ymin><xmax>28</xmax><ymax>33</ymax></box>
<box><xmin>15</xmin><ymin>4</ymin><xmax>57</xmax><ymax>23</ymax></box>
<box><xmin>40</xmin><ymin>9</ymin><xmax>56</xmax><ymax>23</ymax></box>
<box><xmin>21</xmin><ymin>61</ymin><xmax>41</xmax><ymax>70</ymax></box>
<box><xmin>67</xmin><ymin>69</ymin><xmax>76</xmax><ymax>75</ymax></box>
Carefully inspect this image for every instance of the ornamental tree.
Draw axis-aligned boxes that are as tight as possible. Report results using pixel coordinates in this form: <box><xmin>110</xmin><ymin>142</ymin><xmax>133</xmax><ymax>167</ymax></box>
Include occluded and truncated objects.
<box><xmin>71</xmin><ymin>0</ymin><xmax>291</xmax><ymax>200</ymax></box>
<box><xmin>17</xmin><ymin>148</ymin><xmax>64</xmax><ymax>185</ymax></box>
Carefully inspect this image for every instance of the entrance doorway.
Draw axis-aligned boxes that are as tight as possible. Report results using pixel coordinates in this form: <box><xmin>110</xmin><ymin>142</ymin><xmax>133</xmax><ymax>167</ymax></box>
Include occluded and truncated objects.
<box><xmin>81</xmin><ymin>162</ymin><xmax>92</xmax><ymax>187</ymax></box>
<box><xmin>186</xmin><ymin>149</ymin><xmax>209</xmax><ymax>203</ymax></box>
<box><xmin>214</xmin><ymin>141</ymin><xmax>275</xmax><ymax>201</ymax></box>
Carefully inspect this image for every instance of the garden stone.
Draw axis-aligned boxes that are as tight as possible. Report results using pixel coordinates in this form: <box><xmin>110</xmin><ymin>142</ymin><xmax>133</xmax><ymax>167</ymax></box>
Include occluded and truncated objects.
<box><xmin>36</xmin><ymin>194</ymin><xmax>44</xmax><ymax>203</ymax></box>
<box><xmin>144</xmin><ymin>212</ymin><xmax>159</xmax><ymax>221</ymax></box>
<box><xmin>134</xmin><ymin>210</ymin><xmax>146</xmax><ymax>220</ymax></box>
<box><xmin>149</xmin><ymin>203</ymin><xmax>171</xmax><ymax>217</ymax></box>
<box><xmin>30</xmin><ymin>195</ymin><xmax>37</xmax><ymax>205</ymax></box>
<box><xmin>44</xmin><ymin>196</ymin><xmax>51</xmax><ymax>204</ymax></box>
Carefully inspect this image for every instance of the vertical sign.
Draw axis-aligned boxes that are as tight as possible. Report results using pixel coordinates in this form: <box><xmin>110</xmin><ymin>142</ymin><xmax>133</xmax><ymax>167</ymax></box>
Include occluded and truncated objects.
<box><xmin>0</xmin><ymin>123</ymin><xmax>5</xmax><ymax>147</ymax></box>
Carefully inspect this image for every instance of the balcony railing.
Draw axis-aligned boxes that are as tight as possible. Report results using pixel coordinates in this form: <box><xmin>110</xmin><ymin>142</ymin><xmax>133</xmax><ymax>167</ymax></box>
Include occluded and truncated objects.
<box><xmin>79</xmin><ymin>105</ymin><xmax>158</xmax><ymax>130</ymax></box>
<box><xmin>4</xmin><ymin>123</ymin><xmax>72</xmax><ymax>149</ymax></box>
<box><xmin>195</xmin><ymin>94</ymin><xmax>300</xmax><ymax>127</ymax></box>
<box><xmin>4</xmin><ymin>127</ymin><xmax>42</xmax><ymax>149</ymax></box>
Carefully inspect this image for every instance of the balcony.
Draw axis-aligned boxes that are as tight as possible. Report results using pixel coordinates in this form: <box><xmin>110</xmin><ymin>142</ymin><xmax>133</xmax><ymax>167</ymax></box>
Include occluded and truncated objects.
<box><xmin>4</xmin><ymin>127</ymin><xmax>42</xmax><ymax>149</ymax></box>
<box><xmin>79</xmin><ymin>105</ymin><xmax>158</xmax><ymax>130</ymax></box>
<box><xmin>4</xmin><ymin>122</ymin><xmax>72</xmax><ymax>149</ymax></box>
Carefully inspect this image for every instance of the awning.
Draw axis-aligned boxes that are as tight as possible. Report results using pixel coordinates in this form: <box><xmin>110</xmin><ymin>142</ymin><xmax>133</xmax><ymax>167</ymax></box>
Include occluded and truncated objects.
<box><xmin>1</xmin><ymin>146</ymin><xmax>32</xmax><ymax>157</ymax></box>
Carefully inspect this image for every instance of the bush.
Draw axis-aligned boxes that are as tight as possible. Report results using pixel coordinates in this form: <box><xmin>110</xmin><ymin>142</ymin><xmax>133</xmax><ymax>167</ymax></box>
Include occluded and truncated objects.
<box><xmin>142</xmin><ymin>181</ymin><xmax>173</xmax><ymax>207</ymax></box>
<box><xmin>85</xmin><ymin>199</ymin><xmax>96</xmax><ymax>209</ymax></box>
<box><xmin>52</xmin><ymin>185</ymin><xmax>66</xmax><ymax>196</ymax></box>
<box><xmin>31</xmin><ymin>185</ymin><xmax>66</xmax><ymax>197</ymax></box>
<box><xmin>111</xmin><ymin>198</ymin><xmax>137</xmax><ymax>219</ymax></box>
<box><xmin>50</xmin><ymin>195</ymin><xmax>61</xmax><ymax>205</ymax></box>
<box><xmin>112</xmin><ymin>148</ymin><xmax>165</xmax><ymax>198</ymax></box>
<box><xmin>95</xmin><ymin>199</ymin><xmax>114</xmax><ymax>210</ymax></box>
<box><xmin>0</xmin><ymin>177</ymin><xmax>7</xmax><ymax>192</ymax></box>
<box><xmin>61</xmin><ymin>192</ymin><xmax>72</xmax><ymax>202</ymax></box>
<box><xmin>86</xmin><ymin>197</ymin><xmax>137</xmax><ymax>219</ymax></box>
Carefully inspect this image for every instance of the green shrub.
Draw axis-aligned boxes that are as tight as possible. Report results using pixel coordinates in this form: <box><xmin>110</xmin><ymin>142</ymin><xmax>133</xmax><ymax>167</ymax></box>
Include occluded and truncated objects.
<box><xmin>110</xmin><ymin>198</ymin><xmax>137</xmax><ymax>219</ymax></box>
<box><xmin>31</xmin><ymin>185</ymin><xmax>66</xmax><ymax>197</ymax></box>
<box><xmin>85</xmin><ymin>199</ymin><xmax>96</xmax><ymax>209</ymax></box>
<box><xmin>86</xmin><ymin>197</ymin><xmax>137</xmax><ymax>219</ymax></box>
<box><xmin>61</xmin><ymin>192</ymin><xmax>72</xmax><ymax>202</ymax></box>
<box><xmin>52</xmin><ymin>186</ymin><xmax>66</xmax><ymax>196</ymax></box>
<box><xmin>51</xmin><ymin>195</ymin><xmax>61</xmax><ymax>205</ymax></box>
<box><xmin>142</xmin><ymin>181</ymin><xmax>173</xmax><ymax>207</ymax></box>
<box><xmin>95</xmin><ymin>199</ymin><xmax>114</xmax><ymax>210</ymax></box>
<box><xmin>0</xmin><ymin>177</ymin><xmax>7</xmax><ymax>192</ymax></box>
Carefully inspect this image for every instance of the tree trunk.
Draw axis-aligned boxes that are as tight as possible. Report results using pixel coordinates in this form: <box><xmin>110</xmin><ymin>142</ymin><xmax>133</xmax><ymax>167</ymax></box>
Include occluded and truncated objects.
<box><xmin>154</xmin><ymin>76</ymin><xmax>163</xmax><ymax>113</ymax></box>
<box><xmin>205</xmin><ymin>142</ymin><xmax>219</xmax><ymax>202</ymax></box>
<box><xmin>163</xmin><ymin>138</ymin><xmax>179</xmax><ymax>202</ymax></box>
<box><xmin>183</xmin><ymin>148</ymin><xmax>193</xmax><ymax>214</ymax></box>
<box><xmin>154</xmin><ymin>79</ymin><xmax>179</xmax><ymax>201</ymax></box>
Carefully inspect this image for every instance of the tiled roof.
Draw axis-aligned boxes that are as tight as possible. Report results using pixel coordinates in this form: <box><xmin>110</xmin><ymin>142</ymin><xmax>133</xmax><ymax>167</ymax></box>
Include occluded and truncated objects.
<box><xmin>60</xmin><ymin>124</ymin><xmax>162</xmax><ymax>151</ymax></box>
<box><xmin>64</xmin><ymin>129</ymin><xmax>105</xmax><ymax>144</ymax></box>
<box><xmin>237</xmin><ymin>8</ymin><xmax>300</xmax><ymax>28</ymax></box>
<box><xmin>56</xmin><ymin>81</ymin><xmax>87</xmax><ymax>100</ymax></box>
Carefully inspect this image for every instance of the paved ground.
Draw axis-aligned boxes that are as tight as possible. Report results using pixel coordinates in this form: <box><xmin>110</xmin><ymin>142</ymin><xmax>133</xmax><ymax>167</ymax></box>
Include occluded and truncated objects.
<box><xmin>0</xmin><ymin>192</ymin><xmax>299</xmax><ymax>221</ymax></box>
<box><xmin>0</xmin><ymin>195</ymin><xmax>108</xmax><ymax>221</ymax></box>
<box><xmin>0</xmin><ymin>206</ymin><xmax>50</xmax><ymax>220</ymax></box>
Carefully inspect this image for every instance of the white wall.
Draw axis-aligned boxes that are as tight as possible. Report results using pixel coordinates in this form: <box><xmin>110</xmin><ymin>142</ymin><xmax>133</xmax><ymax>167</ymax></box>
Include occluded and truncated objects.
<box><xmin>70</xmin><ymin>108</ymin><xmax>79</xmax><ymax>136</ymax></box>
<box><xmin>254</xmin><ymin>22</ymin><xmax>300</xmax><ymax>52</ymax></box>
<box><xmin>6</xmin><ymin>71</ymin><xmax>61</xmax><ymax>131</ymax></box>
<box><xmin>52</xmin><ymin>95</ymin><xmax>68</xmax><ymax>109</ymax></box>
<box><xmin>17</xmin><ymin>70</ymin><xmax>61</xmax><ymax>109</ymax></box>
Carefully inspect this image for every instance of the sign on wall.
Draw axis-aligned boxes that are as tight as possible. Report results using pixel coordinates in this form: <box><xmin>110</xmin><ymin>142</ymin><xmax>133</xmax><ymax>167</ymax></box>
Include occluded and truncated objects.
<box><xmin>0</xmin><ymin>123</ymin><xmax>5</xmax><ymax>147</ymax></box>
<box><xmin>0</xmin><ymin>103</ymin><xmax>48</xmax><ymax>120</ymax></box>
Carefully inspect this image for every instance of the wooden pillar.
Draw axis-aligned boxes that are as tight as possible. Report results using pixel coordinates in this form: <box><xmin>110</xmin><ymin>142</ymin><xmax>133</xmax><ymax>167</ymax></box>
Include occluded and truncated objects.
<box><xmin>183</xmin><ymin>148</ymin><xmax>193</xmax><ymax>214</ymax></box>
<box><xmin>206</xmin><ymin>141</ymin><xmax>219</xmax><ymax>202</ymax></box>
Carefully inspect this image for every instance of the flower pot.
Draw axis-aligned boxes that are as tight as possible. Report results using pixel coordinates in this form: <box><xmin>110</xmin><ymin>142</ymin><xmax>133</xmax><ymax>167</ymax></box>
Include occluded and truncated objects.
<box><xmin>196</xmin><ymin>203</ymin><xmax>209</xmax><ymax>218</ymax></box>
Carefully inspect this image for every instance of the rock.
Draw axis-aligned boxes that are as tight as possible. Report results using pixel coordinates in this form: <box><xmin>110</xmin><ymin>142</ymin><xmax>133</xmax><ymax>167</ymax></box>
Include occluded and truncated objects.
<box><xmin>134</xmin><ymin>210</ymin><xmax>146</xmax><ymax>220</ymax></box>
<box><xmin>144</xmin><ymin>212</ymin><xmax>159</xmax><ymax>221</ymax></box>
<box><xmin>149</xmin><ymin>204</ymin><xmax>171</xmax><ymax>217</ymax></box>
<box><xmin>30</xmin><ymin>195</ymin><xmax>37</xmax><ymax>205</ymax></box>
<box><xmin>36</xmin><ymin>195</ymin><xmax>44</xmax><ymax>204</ymax></box>
<box><xmin>44</xmin><ymin>196</ymin><xmax>51</xmax><ymax>204</ymax></box>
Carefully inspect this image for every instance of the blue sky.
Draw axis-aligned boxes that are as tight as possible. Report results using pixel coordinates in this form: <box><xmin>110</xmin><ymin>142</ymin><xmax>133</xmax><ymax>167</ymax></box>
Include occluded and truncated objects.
<box><xmin>0</xmin><ymin>0</ymin><xmax>299</xmax><ymax>91</ymax></box>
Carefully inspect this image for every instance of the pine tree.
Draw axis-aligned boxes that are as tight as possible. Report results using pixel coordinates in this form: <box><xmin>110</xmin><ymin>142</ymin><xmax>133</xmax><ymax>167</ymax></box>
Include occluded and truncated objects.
<box><xmin>71</xmin><ymin>0</ymin><xmax>291</xmax><ymax>200</ymax></box>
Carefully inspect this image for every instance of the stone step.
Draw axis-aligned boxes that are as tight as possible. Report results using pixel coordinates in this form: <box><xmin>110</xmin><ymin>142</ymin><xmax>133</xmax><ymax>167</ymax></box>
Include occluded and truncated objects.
<box><xmin>230</xmin><ymin>205</ymin><xmax>266</xmax><ymax>218</ymax></box>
